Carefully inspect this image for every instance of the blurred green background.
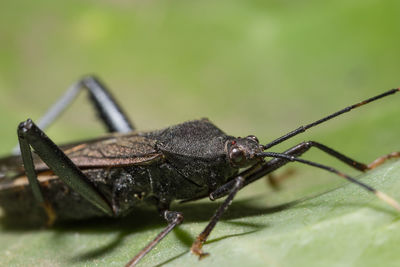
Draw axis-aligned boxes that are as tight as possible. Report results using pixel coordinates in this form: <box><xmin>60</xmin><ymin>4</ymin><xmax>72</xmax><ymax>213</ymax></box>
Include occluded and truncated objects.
<box><xmin>1</xmin><ymin>0</ymin><xmax>400</xmax><ymax>266</ymax></box>
<box><xmin>1</xmin><ymin>0</ymin><xmax>400</xmax><ymax>197</ymax></box>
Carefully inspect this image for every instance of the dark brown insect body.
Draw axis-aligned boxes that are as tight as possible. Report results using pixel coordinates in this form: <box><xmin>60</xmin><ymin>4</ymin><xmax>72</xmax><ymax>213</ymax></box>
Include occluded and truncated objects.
<box><xmin>0</xmin><ymin>119</ymin><xmax>261</xmax><ymax>222</ymax></box>
<box><xmin>1</xmin><ymin>76</ymin><xmax>399</xmax><ymax>266</ymax></box>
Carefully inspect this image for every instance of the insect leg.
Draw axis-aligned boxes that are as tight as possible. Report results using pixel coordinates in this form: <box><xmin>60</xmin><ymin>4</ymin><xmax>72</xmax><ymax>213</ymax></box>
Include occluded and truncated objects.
<box><xmin>12</xmin><ymin>76</ymin><xmax>134</xmax><ymax>155</ymax></box>
<box><xmin>264</xmin><ymin>88</ymin><xmax>400</xmax><ymax>150</ymax></box>
<box><xmin>127</xmin><ymin>210</ymin><xmax>184</xmax><ymax>267</ymax></box>
<box><xmin>258</xmin><ymin>151</ymin><xmax>400</xmax><ymax>211</ymax></box>
<box><xmin>266</xmin><ymin>141</ymin><xmax>400</xmax><ymax>189</ymax></box>
<box><xmin>191</xmin><ymin>176</ymin><xmax>244</xmax><ymax>259</ymax></box>
<box><xmin>367</xmin><ymin>152</ymin><xmax>400</xmax><ymax>169</ymax></box>
<box><xmin>296</xmin><ymin>141</ymin><xmax>400</xmax><ymax>172</ymax></box>
<box><xmin>17</xmin><ymin>119</ymin><xmax>113</xmax><ymax>224</ymax></box>
<box><xmin>211</xmin><ymin>141</ymin><xmax>400</xmax><ymax>200</ymax></box>
<box><xmin>193</xmin><ymin>144</ymin><xmax>400</xmax><ymax>258</ymax></box>
<box><xmin>39</xmin><ymin>75</ymin><xmax>134</xmax><ymax>133</ymax></box>
<box><xmin>189</xmin><ymin>143</ymin><xmax>315</xmax><ymax>257</ymax></box>
<box><xmin>80</xmin><ymin>76</ymin><xmax>134</xmax><ymax>133</ymax></box>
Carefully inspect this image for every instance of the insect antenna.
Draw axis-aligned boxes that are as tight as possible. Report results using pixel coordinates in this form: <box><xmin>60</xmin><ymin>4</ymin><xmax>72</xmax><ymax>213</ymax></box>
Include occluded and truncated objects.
<box><xmin>263</xmin><ymin>88</ymin><xmax>400</xmax><ymax>150</ymax></box>
<box><xmin>256</xmin><ymin>152</ymin><xmax>400</xmax><ymax>212</ymax></box>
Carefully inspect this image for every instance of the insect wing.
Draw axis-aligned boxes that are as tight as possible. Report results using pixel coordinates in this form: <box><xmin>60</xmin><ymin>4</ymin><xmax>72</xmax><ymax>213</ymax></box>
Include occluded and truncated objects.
<box><xmin>59</xmin><ymin>134</ymin><xmax>162</xmax><ymax>168</ymax></box>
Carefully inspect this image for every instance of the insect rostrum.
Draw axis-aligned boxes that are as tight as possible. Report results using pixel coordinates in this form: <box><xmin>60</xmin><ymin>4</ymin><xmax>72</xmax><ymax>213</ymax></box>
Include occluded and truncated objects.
<box><xmin>0</xmin><ymin>76</ymin><xmax>399</xmax><ymax>266</ymax></box>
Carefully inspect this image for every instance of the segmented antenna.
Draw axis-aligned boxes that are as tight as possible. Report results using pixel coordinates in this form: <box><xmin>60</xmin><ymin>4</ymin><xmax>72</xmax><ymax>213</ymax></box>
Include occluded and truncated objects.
<box><xmin>264</xmin><ymin>88</ymin><xmax>400</xmax><ymax>150</ymax></box>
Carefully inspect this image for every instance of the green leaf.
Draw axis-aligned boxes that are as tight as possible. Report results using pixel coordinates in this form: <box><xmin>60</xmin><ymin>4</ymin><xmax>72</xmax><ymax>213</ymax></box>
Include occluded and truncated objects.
<box><xmin>1</xmin><ymin>161</ymin><xmax>400</xmax><ymax>267</ymax></box>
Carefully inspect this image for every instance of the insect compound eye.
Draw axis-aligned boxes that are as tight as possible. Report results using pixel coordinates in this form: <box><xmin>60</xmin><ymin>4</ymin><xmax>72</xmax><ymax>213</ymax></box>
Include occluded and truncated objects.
<box><xmin>229</xmin><ymin>147</ymin><xmax>246</xmax><ymax>164</ymax></box>
<box><xmin>246</xmin><ymin>135</ymin><xmax>259</xmax><ymax>143</ymax></box>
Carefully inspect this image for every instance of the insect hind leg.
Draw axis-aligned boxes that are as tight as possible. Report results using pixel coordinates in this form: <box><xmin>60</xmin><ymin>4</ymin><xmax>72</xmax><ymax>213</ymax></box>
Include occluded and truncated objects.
<box><xmin>39</xmin><ymin>75</ymin><xmax>134</xmax><ymax>133</ymax></box>
<box><xmin>17</xmin><ymin>119</ymin><xmax>114</xmax><ymax>224</ymax></box>
<box><xmin>80</xmin><ymin>76</ymin><xmax>134</xmax><ymax>133</ymax></box>
<box><xmin>12</xmin><ymin>76</ymin><xmax>133</xmax><ymax>155</ymax></box>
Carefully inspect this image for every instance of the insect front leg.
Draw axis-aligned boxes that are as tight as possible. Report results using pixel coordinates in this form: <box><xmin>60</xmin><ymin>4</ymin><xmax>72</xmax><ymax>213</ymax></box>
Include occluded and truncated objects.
<box><xmin>127</xmin><ymin>207</ymin><xmax>184</xmax><ymax>267</ymax></box>
<box><xmin>209</xmin><ymin>142</ymin><xmax>321</xmax><ymax>200</ymax></box>
<box><xmin>190</xmin><ymin>176</ymin><xmax>244</xmax><ymax>258</ymax></box>
<box><xmin>258</xmin><ymin>151</ymin><xmax>400</xmax><ymax>211</ymax></box>
<box><xmin>367</xmin><ymin>152</ymin><xmax>400</xmax><ymax>169</ymax></box>
<box><xmin>192</xmin><ymin>141</ymin><xmax>400</xmax><ymax>258</ymax></box>
<box><xmin>211</xmin><ymin>141</ymin><xmax>400</xmax><ymax>200</ymax></box>
<box><xmin>17</xmin><ymin>119</ymin><xmax>114</xmax><ymax>224</ymax></box>
<box><xmin>265</xmin><ymin>140</ymin><xmax>400</xmax><ymax>190</ymax></box>
<box><xmin>190</xmin><ymin>144</ymin><xmax>309</xmax><ymax>258</ymax></box>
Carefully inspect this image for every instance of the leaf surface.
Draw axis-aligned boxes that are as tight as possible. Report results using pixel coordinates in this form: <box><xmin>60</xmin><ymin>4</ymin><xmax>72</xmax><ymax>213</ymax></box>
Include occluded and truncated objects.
<box><xmin>1</xmin><ymin>161</ymin><xmax>400</xmax><ymax>267</ymax></box>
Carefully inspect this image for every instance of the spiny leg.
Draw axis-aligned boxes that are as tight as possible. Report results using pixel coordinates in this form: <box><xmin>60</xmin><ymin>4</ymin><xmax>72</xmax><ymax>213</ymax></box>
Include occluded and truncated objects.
<box><xmin>13</xmin><ymin>75</ymin><xmax>133</xmax><ymax>154</ymax></box>
<box><xmin>264</xmin><ymin>88</ymin><xmax>400</xmax><ymax>150</ymax></box>
<box><xmin>126</xmin><ymin>209</ymin><xmax>184</xmax><ymax>267</ymax></box>
<box><xmin>18</xmin><ymin>119</ymin><xmax>113</xmax><ymax>224</ymax></box>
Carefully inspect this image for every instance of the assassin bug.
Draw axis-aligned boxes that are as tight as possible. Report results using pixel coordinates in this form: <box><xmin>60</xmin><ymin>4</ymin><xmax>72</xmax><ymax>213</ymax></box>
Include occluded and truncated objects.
<box><xmin>0</xmin><ymin>76</ymin><xmax>399</xmax><ymax>266</ymax></box>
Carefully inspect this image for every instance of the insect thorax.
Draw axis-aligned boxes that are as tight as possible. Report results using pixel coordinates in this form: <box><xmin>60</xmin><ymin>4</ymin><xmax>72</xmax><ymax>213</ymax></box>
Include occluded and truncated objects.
<box><xmin>102</xmin><ymin>119</ymin><xmax>239</xmax><ymax>215</ymax></box>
